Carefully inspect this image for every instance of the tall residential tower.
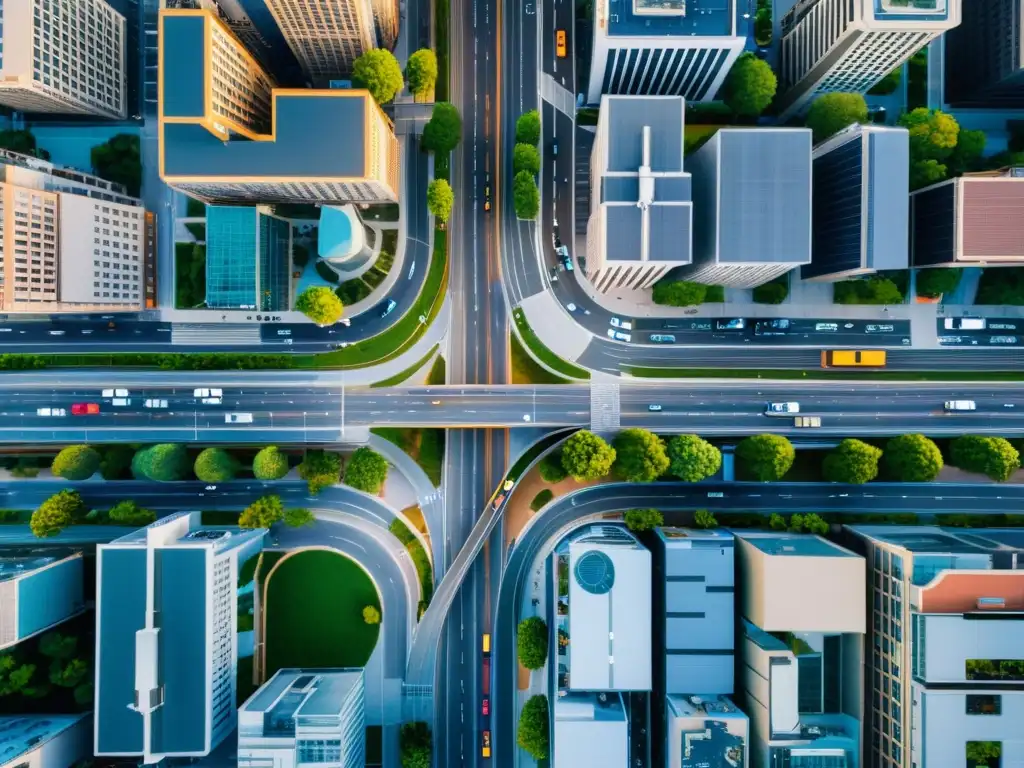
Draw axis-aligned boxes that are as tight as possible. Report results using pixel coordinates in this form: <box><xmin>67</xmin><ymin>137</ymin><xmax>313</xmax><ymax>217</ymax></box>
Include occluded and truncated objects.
<box><xmin>945</xmin><ymin>0</ymin><xmax>1024</xmax><ymax>107</ymax></box>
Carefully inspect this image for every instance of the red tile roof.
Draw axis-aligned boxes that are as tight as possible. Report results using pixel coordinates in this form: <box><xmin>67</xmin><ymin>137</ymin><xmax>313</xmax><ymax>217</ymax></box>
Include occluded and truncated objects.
<box><xmin>961</xmin><ymin>179</ymin><xmax>1024</xmax><ymax>261</ymax></box>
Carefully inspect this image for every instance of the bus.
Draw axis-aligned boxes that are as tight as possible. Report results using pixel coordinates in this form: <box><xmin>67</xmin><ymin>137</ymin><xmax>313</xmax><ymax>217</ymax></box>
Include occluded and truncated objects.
<box><xmin>821</xmin><ymin>350</ymin><xmax>886</xmax><ymax>368</ymax></box>
<box><xmin>482</xmin><ymin>633</ymin><xmax>491</xmax><ymax>655</ymax></box>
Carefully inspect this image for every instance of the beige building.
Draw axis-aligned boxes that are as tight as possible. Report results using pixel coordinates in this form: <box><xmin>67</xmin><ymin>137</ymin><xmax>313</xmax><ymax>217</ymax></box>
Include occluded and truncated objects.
<box><xmin>0</xmin><ymin>150</ymin><xmax>149</xmax><ymax>312</ymax></box>
<box><xmin>263</xmin><ymin>0</ymin><xmax>399</xmax><ymax>83</ymax></box>
<box><xmin>0</xmin><ymin>0</ymin><xmax>127</xmax><ymax>119</ymax></box>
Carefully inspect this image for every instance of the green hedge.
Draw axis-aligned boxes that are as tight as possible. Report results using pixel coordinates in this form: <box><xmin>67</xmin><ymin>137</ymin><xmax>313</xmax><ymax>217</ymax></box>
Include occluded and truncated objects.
<box><xmin>389</xmin><ymin>518</ymin><xmax>434</xmax><ymax>606</ymax></box>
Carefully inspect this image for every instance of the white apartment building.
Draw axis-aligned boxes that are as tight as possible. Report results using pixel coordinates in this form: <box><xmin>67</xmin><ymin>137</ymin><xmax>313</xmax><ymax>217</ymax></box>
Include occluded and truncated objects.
<box><xmin>776</xmin><ymin>0</ymin><xmax>962</xmax><ymax>120</ymax></box>
<box><xmin>263</xmin><ymin>0</ymin><xmax>398</xmax><ymax>83</ymax></box>
<box><xmin>0</xmin><ymin>0</ymin><xmax>126</xmax><ymax>119</ymax></box>
<box><xmin>0</xmin><ymin>550</ymin><xmax>84</xmax><ymax>651</ymax></box>
<box><xmin>0</xmin><ymin>150</ymin><xmax>149</xmax><ymax>312</ymax></box>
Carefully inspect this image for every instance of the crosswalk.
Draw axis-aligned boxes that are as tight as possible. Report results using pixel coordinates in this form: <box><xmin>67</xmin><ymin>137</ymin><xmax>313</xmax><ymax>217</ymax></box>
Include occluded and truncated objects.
<box><xmin>590</xmin><ymin>381</ymin><xmax>621</xmax><ymax>431</ymax></box>
<box><xmin>540</xmin><ymin>73</ymin><xmax>575</xmax><ymax>118</ymax></box>
<box><xmin>171</xmin><ymin>323</ymin><xmax>262</xmax><ymax>346</ymax></box>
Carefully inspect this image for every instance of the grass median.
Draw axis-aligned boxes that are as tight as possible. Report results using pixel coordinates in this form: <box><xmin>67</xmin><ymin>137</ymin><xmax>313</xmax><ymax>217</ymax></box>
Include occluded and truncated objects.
<box><xmin>627</xmin><ymin>366</ymin><xmax>1024</xmax><ymax>382</ymax></box>
<box><xmin>511</xmin><ymin>308</ymin><xmax>590</xmax><ymax>381</ymax></box>
<box><xmin>371</xmin><ymin>344</ymin><xmax>440</xmax><ymax>387</ymax></box>
<box><xmin>372</xmin><ymin>426</ymin><xmax>445</xmax><ymax>486</ymax></box>
<box><xmin>389</xmin><ymin>517</ymin><xmax>434</xmax><ymax>616</ymax></box>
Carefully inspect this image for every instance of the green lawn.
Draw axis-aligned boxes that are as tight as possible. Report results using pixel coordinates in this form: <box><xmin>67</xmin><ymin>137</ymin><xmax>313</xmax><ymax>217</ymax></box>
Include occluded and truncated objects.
<box><xmin>264</xmin><ymin>549</ymin><xmax>380</xmax><ymax>674</ymax></box>
<box><xmin>511</xmin><ymin>309</ymin><xmax>590</xmax><ymax>380</ymax></box>
<box><xmin>428</xmin><ymin>355</ymin><xmax>446</xmax><ymax>385</ymax></box>
<box><xmin>371</xmin><ymin>345</ymin><xmax>440</xmax><ymax>387</ymax></box>
<box><xmin>389</xmin><ymin>518</ymin><xmax>433</xmax><ymax>611</ymax></box>
<box><xmin>372</xmin><ymin>426</ymin><xmax>445</xmax><ymax>486</ymax></box>
<box><xmin>511</xmin><ymin>333</ymin><xmax>569</xmax><ymax>384</ymax></box>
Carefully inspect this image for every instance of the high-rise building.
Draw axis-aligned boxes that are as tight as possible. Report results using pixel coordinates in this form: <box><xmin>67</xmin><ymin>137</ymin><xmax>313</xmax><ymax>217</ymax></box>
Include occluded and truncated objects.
<box><xmin>672</xmin><ymin>128</ymin><xmax>812</xmax><ymax>289</ymax></box>
<box><xmin>94</xmin><ymin>512</ymin><xmax>267</xmax><ymax>763</ymax></box>
<box><xmin>587</xmin><ymin>0</ymin><xmax>746</xmax><ymax>106</ymax></box>
<box><xmin>945</xmin><ymin>0</ymin><xmax>1024</xmax><ymax>107</ymax></box>
<box><xmin>159</xmin><ymin>9</ymin><xmax>399</xmax><ymax>204</ymax></box>
<box><xmin>584</xmin><ymin>95</ymin><xmax>693</xmax><ymax>293</ymax></box>
<box><xmin>238</xmin><ymin>668</ymin><xmax>366</xmax><ymax>768</ymax></box>
<box><xmin>910</xmin><ymin>168</ymin><xmax>1024</xmax><ymax>268</ymax></box>
<box><xmin>735</xmin><ymin>532</ymin><xmax>865</xmax><ymax>768</ymax></box>
<box><xmin>0</xmin><ymin>0</ymin><xmax>126</xmax><ymax>119</ymax></box>
<box><xmin>846</xmin><ymin>526</ymin><xmax>1024</xmax><ymax>768</ymax></box>
<box><xmin>205</xmin><ymin>205</ymin><xmax>292</xmax><ymax>311</ymax></box>
<box><xmin>776</xmin><ymin>0</ymin><xmax>962</xmax><ymax>120</ymax></box>
<box><xmin>803</xmin><ymin>123</ymin><xmax>910</xmax><ymax>282</ymax></box>
<box><xmin>0</xmin><ymin>149</ymin><xmax>150</xmax><ymax>313</ymax></box>
<box><xmin>263</xmin><ymin>0</ymin><xmax>399</xmax><ymax>84</ymax></box>
<box><xmin>0</xmin><ymin>549</ymin><xmax>84</xmax><ymax>652</ymax></box>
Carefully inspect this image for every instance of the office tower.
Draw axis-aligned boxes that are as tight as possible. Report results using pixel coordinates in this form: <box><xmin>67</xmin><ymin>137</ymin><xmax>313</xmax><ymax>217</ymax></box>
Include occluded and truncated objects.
<box><xmin>847</xmin><ymin>526</ymin><xmax>1024</xmax><ymax>768</ymax></box>
<box><xmin>587</xmin><ymin>0</ymin><xmax>745</xmax><ymax>105</ymax></box>
<box><xmin>665</xmin><ymin>695</ymin><xmax>748</xmax><ymax>768</ymax></box>
<box><xmin>159</xmin><ymin>9</ymin><xmax>400</xmax><ymax>205</ymax></box>
<box><xmin>0</xmin><ymin>149</ymin><xmax>150</xmax><ymax>313</ymax></box>
<box><xmin>205</xmin><ymin>205</ymin><xmax>291</xmax><ymax>311</ymax></box>
<box><xmin>94</xmin><ymin>512</ymin><xmax>267</xmax><ymax>763</ymax></box>
<box><xmin>0</xmin><ymin>714</ymin><xmax>92</xmax><ymax>768</ymax></box>
<box><xmin>803</xmin><ymin>124</ymin><xmax>910</xmax><ymax>282</ymax></box>
<box><xmin>559</xmin><ymin>525</ymin><xmax>651</xmax><ymax>692</ymax></box>
<box><xmin>776</xmin><ymin>0</ymin><xmax>962</xmax><ymax>120</ymax></box>
<box><xmin>910</xmin><ymin>168</ymin><xmax>1024</xmax><ymax>268</ymax></box>
<box><xmin>946</xmin><ymin>0</ymin><xmax>1024</xmax><ymax>107</ymax></box>
<box><xmin>673</xmin><ymin>128</ymin><xmax>812</xmax><ymax>289</ymax></box>
<box><xmin>0</xmin><ymin>549</ymin><xmax>84</xmax><ymax>652</ymax></box>
<box><xmin>263</xmin><ymin>0</ymin><xmax>399</xmax><ymax>84</ymax></box>
<box><xmin>736</xmin><ymin>532</ymin><xmax>866</xmax><ymax>768</ymax></box>
<box><xmin>585</xmin><ymin>95</ymin><xmax>692</xmax><ymax>293</ymax></box>
<box><xmin>238</xmin><ymin>668</ymin><xmax>366</xmax><ymax>768</ymax></box>
<box><xmin>0</xmin><ymin>0</ymin><xmax>127</xmax><ymax>119</ymax></box>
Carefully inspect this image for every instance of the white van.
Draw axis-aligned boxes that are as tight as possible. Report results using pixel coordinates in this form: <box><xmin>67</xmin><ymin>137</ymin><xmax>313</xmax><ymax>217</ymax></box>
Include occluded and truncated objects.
<box><xmin>36</xmin><ymin>407</ymin><xmax>66</xmax><ymax>417</ymax></box>
<box><xmin>101</xmin><ymin>388</ymin><xmax>129</xmax><ymax>398</ymax></box>
<box><xmin>225</xmin><ymin>413</ymin><xmax>253</xmax><ymax>424</ymax></box>
<box><xmin>944</xmin><ymin>318</ymin><xmax>985</xmax><ymax>330</ymax></box>
<box><xmin>112</xmin><ymin>398</ymin><xmax>131</xmax><ymax>407</ymax></box>
<box><xmin>944</xmin><ymin>400</ymin><xmax>976</xmax><ymax>411</ymax></box>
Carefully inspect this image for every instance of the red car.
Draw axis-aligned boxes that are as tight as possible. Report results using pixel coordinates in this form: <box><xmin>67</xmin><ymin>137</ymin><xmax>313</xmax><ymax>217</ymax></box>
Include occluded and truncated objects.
<box><xmin>71</xmin><ymin>403</ymin><xmax>100</xmax><ymax>415</ymax></box>
<box><xmin>482</xmin><ymin>697</ymin><xmax>489</xmax><ymax>716</ymax></box>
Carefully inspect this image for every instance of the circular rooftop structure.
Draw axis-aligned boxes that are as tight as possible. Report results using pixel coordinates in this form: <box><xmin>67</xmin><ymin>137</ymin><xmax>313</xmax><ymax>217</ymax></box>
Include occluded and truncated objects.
<box><xmin>573</xmin><ymin>550</ymin><xmax>615</xmax><ymax>595</ymax></box>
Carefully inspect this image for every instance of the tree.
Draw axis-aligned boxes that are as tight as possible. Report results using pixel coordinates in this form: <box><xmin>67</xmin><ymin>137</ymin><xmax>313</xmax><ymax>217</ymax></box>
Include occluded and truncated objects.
<box><xmin>667</xmin><ymin>434</ymin><xmax>722</xmax><ymax>482</ymax></box>
<box><xmin>517</xmin><ymin>694</ymin><xmax>550</xmax><ymax>760</ymax></box>
<box><xmin>345</xmin><ymin>446</ymin><xmax>389</xmax><ymax>494</ymax></box>
<box><xmin>517</xmin><ymin>616</ymin><xmax>549</xmax><ymax>669</ymax></box>
<box><xmin>39</xmin><ymin>633</ymin><xmax>77</xmax><ymax>660</ymax></box>
<box><xmin>51</xmin><ymin>445</ymin><xmax>100</xmax><ymax>481</ymax></box>
<box><xmin>513</xmin><ymin>171</ymin><xmax>539</xmax><ymax>219</ymax></box>
<box><xmin>722</xmin><ymin>52</ymin><xmax>777</xmax><ymax>117</ymax></box>
<box><xmin>652</xmin><ymin>280</ymin><xmax>707</xmax><ymax>307</ymax></box>
<box><xmin>253</xmin><ymin>446</ymin><xmax>290</xmax><ymax>480</ymax></box>
<box><xmin>613</xmin><ymin>428</ymin><xmax>669</xmax><ymax>482</ymax></box>
<box><xmin>560</xmin><ymin>430</ymin><xmax>616</xmax><ymax>481</ymax></box>
<box><xmin>363</xmin><ymin>605</ymin><xmax>381</xmax><ymax>624</ymax></box>
<box><xmin>694</xmin><ymin>509</ymin><xmax>718</xmax><ymax>529</ymax></box>
<box><xmin>352</xmin><ymin>48</ymin><xmax>404</xmax><ymax>104</ymax></box>
<box><xmin>910</xmin><ymin>158</ymin><xmax>947</xmax><ymax>190</ymax></box>
<box><xmin>950</xmin><ymin>435</ymin><xmax>1020</xmax><ymax>482</ymax></box>
<box><xmin>822</xmin><ymin>439</ymin><xmax>883</xmax><ymax>484</ymax></box>
<box><xmin>805</xmin><ymin>93</ymin><xmax>868</xmax><ymax>143</ymax></box>
<box><xmin>0</xmin><ymin>129</ymin><xmax>49</xmax><ymax>160</ymax></box>
<box><xmin>515</xmin><ymin>110</ymin><xmax>541</xmax><ymax>145</ymax></box>
<box><xmin>513</xmin><ymin>143</ymin><xmax>541</xmax><ymax>176</ymax></box>
<box><xmin>768</xmin><ymin>512</ymin><xmax>786</xmax><ymax>530</ymax></box>
<box><xmin>90</xmin><ymin>133</ymin><xmax>141</xmax><ymax>196</ymax></box>
<box><xmin>31</xmin><ymin>490</ymin><xmax>84</xmax><ymax>538</ymax></box>
<box><xmin>193</xmin><ymin>447</ymin><xmax>239</xmax><ymax>483</ymax></box>
<box><xmin>884</xmin><ymin>434</ymin><xmax>944</xmax><ymax>482</ymax></box>
<box><xmin>405</xmin><ymin>48</ymin><xmax>438</xmax><ymax>98</ymax></box>
<box><xmin>966</xmin><ymin>741</ymin><xmax>1001</xmax><ymax>767</ymax></box>
<box><xmin>49</xmin><ymin>657</ymin><xmax>88</xmax><ymax>688</ymax></box>
<box><xmin>788</xmin><ymin>512</ymin><xmax>829</xmax><ymax>535</ymax></box>
<box><xmin>298</xmin><ymin>450</ymin><xmax>342</xmax><ymax>494</ymax></box>
<box><xmin>296</xmin><ymin>285</ymin><xmax>344</xmax><ymax>326</ymax></box>
<box><xmin>422</xmin><ymin>102</ymin><xmax>462</xmax><ymax>153</ymax></box>
<box><xmin>898</xmin><ymin>107</ymin><xmax>959</xmax><ymax>161</ymax></box>
<box><xmin>134</xmin><ymin>444</ymin><xmax>191</xmax><ymax>481</ymax></box>
<box><xmin>538</xmin><ymin>451</ymin><xmax>568</xmax><ymax>483</ymax></box>
<box><xmin>833</xmin><ymin>275</ymin><xmax>905</xmax><ymax>305</ymax></box>
<box><xmin>100</xmin><ymin>444</ymin><xmax>136</xmax><ymax>480</ymax></box>
<box><xmin>737</xmin><ymin>434</ymin><xmax>795</xmax><ymax>481</ymax></box>
<box><xmin>752</xmin><ymin>279</ymin><xmax>789</xmax><ymax>305</ymax></box>
<box><xmin>400</xmin><ymin>722</ymin><xmax>432</xmax><ymax>768</ymax></box>
<box><xmin>916</xmin><ymin>268</ymin><xmax>961</xmax><ymax>299</ymax></box>
<box><xmin>624</xmin><ymin>508</ymin><xmax>664</xmax><ymax>532</ymax></box>
<box><xmin>239</xmin><ymin>495</ymin><xmax>284</xmax><ymax>528</ymax></box>
<box><xmin>284</xmin><ymin>507</ymin><xmax>316</xmax><ymax>528</ymax></box>
<box><xmin>868</xmin><ymin>67</ymin><xmax>901</xmax><ymax>95</ymax></box>
<box><xmin>426</xmin><ymin>179</ymin><xmax>454</xmax><ymax>225</ymax></box>
<box><xmin>949</xmin><ymin>128</ymin><xmax>986</xmax><ymax>174</ymax></box>
<box><xmin>107</xmin><ymin>500</ymin><xmax>157</xmax><ymax>527</ymax></box>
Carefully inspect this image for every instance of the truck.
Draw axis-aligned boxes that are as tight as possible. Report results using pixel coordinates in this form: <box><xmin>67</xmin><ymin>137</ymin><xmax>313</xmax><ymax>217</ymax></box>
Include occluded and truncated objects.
<box><xmin>794</xmin><ymin>416</ymin><xmax>822</xmax><ymax>428</ymax></box>
<box><xmin>945</xmin><ymin>400</ymin><xmax>977</xmax><ymax>411</ymax></box>
<box><xmin>944</xmin><ymin>317</ymin><xmax>985</xmax><ymax>330</ymax></box>
<box><xmin>820</xmin><ymin>350</ymin><xmax>887</xmax><ymax>368</ymax></box>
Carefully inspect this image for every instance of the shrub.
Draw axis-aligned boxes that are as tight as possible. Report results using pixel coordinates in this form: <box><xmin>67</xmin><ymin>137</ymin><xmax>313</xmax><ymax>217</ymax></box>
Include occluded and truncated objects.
<box><xmin>822</xmin><ymin>439</ymin><xmax>882</xmax><ymax>484</ymax></box>
<box><xmin>344</xmin><ymin>447</ymin><xmax>389</xmax><ymax>494</ymax></box>
<box><xmin>694</xmin><ymin>509</ymin><xmax>718</xmax><ymax>529</ymax></box>
<box><xmin>298</xmin><ymin>450</ymin><xmax>342</xmax><ymax>494</ymax></box>
<box><xmin>517</xmin><ymin>695</ymin><xmax>550</xmax><ymax>760</ymax></box>
<box><xmin>768</xmin><ymin>512</ymin><xmax>786</xmax><ymax>530</ymax></box>
<box><xmin>530</xmin><ymin>489</ymin><xmax>554</xmax><ymax>512</ymax></box>
<box><xmin>560</xmin><ymin>431</ymin><xmax>616</xmax><ymax>481</ymax></box>
<box><xmin>916</xmin><ymin>268</ymin><xmax>961</xmax><ymax>299</ymax></box>
<box><xmin>517</xmin><ymin>617</ymin><xmax>548</xmax><ymax>669</ymax></box>
<box><xmin>134</xmin><ymin>444</ymin><xmax>191</xmax><ymax>482</ymax></box>
<box><xmin>538</xmin><ymin>452</ymin><xmax>568</xmax><ymax>483</ymax></box>
<box><xmin>950</xmin><ymin>435</ymin><xmax>1019</xmax><ymax>482</ymax></box>
<box><xmin>833</xmin><ymin>276</ymin><xmax>904</xmax><ymax>305</ymax></box>
<box><xmin>239</xmin><ymin>495</ymin><xmax>284</xmax><ymax>528</ymax></box>
<box><xmin>652</xmin><ymin>280</ymin><xmax>706</xmax><ymax>307</ymax></box>
<box><xmin>284</xmin><ymin>507</ymin><xmax>315</xmax><ymax>528</ymax></box>
<box><xmin>667</xmin><ymin>434</ymin><xmax>721</xmax><ymax>482</ymax></box>
<box><xmin>31</xmin><ymin>491</ymin><xmax>84</xmax><ymax>538</ymax></box>
<box><xmin>253</xmin><ymin>446</ymin><xmax>290</xmax><ymax>480</ymax></box>
<box><xmin>515</xmin><ymin>110</ymin><xmax>541</xmax><ymax>145</ymax></box>
<box><xmin>737</xmin><ymin>434</ymin><xmax>795</xmax><ymax>481</ymax></box>
<box><xmin>107</xmin><ymin>500</ymin><xmax>157</xmax><ymax>527</ymax></box>
<box><xmin>624</xmin><ymin>508</ymin><xmax>663</xmax><ymax>532</ymax></box>
<box><xmin>788</xmin><ymin>513</ymin><xmax>829</xmax><ymax>535</ymax></box>
<box><xmin>513</xmin><ymin>143</ymin><xmax>541</xmax><ymax>175</ymax></box>
<box><xmin>51</xmin><ymin>445</ymin><xmax>100</xmax><ymax>481</ymax></box>
<box><xmin>193</xmin><ymin>447</ymin><xmax>239</xmax><ymax>483</ymax></box>
<box><xmin>752</xmin><ymin>278</ymin><xmax>789</xmax><ymax>305</ymax></box>
<box><xmin>363</xmin><ymin>605</ymin><xmax>381</xmax><ymax>624</ymax></box>
<box><xmin>884</xmin><ymin>434</ymin><xmax>944</xmax><ymax>482</ymax></box>
<box><xmin>612</xmin><ymin>428</ymin><xmax>669</xmax><ymax>482</ymax></box>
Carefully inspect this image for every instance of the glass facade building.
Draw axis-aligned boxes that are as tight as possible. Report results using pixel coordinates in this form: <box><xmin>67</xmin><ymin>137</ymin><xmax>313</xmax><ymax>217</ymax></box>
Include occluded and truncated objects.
<box><xmin>206</xmin><ymin>205</ymin><xmax>290</xmax><ymax>311</ymax></box>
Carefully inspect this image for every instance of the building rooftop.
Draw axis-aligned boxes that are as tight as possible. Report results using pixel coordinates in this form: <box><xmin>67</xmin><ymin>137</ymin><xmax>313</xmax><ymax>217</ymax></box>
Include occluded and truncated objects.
<box><xmin>205</xmin><ymin>206</ymin><xmax>290</xmax><ymax>311</ymax></box>
<box><xmin>849</xmin><ymin>526</ymin><xmax>1024</xmax><ymax>555</ymax></box>
<box><xmin>657</xmin><ymin>526</ymin><xmax>736</xmax><ymax>545</ymax></box>
<box><xmin>554</xmin><ymin>692</ymin><xmax>628</xmax><ymax>768</ymax></box>
<box><xmin>0</xmin><ymin>715</ymin><xmax>90</xmax><ymax>767</ymax></box>
<box><xmin>666</xmin><ymin>695</ymin><xmax>748</xmax><ymax>768</ymax></box>
<box><xmin>959</xmin><ymin>174</ymin><xmax>1024</xmax><ymax>261</ymax></box>
<box><xmin>603</xmin><ymin>0</ymin><xmax>741</xmax><ymax>38</ymax></box>
<box><xmin>737</xmin><ymin>531</ymin><xmax>858</xmax><ymax>558</ymax></box>
<box><xmin>243</xmin><ymin>668</ymin><xmax>363</xmax><ymax>722</ymax></box>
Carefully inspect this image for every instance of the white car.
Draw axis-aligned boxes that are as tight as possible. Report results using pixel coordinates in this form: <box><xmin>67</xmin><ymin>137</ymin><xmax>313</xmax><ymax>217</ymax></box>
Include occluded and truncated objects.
<box><xmin>766</xmin><ymin>402</ymin><xmax>800</xmax><ymax>414</ymax></box>
<box><xmin>205</xmin><ymin>485</ymin><xmax>217</xmax><ymax>491</ymax></box>
<box><xmin>607</xmin><ymin>329</ymin><xmax>631</xmax><ymax>342</ymax></box>
<box><xmin>944</xmin><ymin>400</ymin><xmax>976</xmax><ymax>411</ymax></box>
<box><xmin>566</xmin><ymin>303</ymin><xmax>577</xmax><ymax>312</ymax></box>
<box><xmin>523</xmin><ymin>414</ymin><xmax>531</xmax><ymax>422</ymax></box>
<box><xmin>36</xmin><ymin>407</ymin><xmax>66</xmax><ymax>417</ymax></box>
<box><xmin>112</xmin><ymin>398</ymin><xmax>131</xmax><ymax>407</ymax></box>
<box><xmin>193</xmin><ymin>388</ymin><xmax>223</xmax><ymax>398</ymax></box>
<box><xmin>610</xmin><ymin>317</ymin><xmax>633</xmax><ymax>331</ymax></box>
<box><xmin>102</xmin><ymin>388</ymin><xmax>130</xmax><ymax>398</ymax></box>
<box><xmin>48</xmin><ymin>330</ymin><xmax>65</xmax><ymax>336</ymax></box>
<box><xmin>202</xmin><ymin>397</ymin><xmax>223</xmax><ymax>405</ymax></box>
<box><xmin>144</xmin><ymin>399</ymin><xmax>168</xmax><ymax>409</ymax></box>
<box><xmin>225</xmin><ymin>413</ymin><xmax>253</xmax><ymax>424</ymax></box>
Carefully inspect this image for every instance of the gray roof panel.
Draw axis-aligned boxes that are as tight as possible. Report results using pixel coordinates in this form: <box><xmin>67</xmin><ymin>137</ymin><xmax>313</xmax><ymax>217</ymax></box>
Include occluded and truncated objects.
<box><xmin>606</xmin><ymin>98</ymin><xmax>684</xmax><ymax>173</ymax></box>
<box><xmin>606</xmin><ymin>206</ymin><xmax>645</xmax><ymax>261</ymax></box>
<box><xmin>648</xmin><ymin>204</ymin><xmax>692</xmax><ymax>262</ymax></box>
<box><xmin>602</xmin><ymin>176</ymin><xmax>640</xmax><ymax>203</ymax></box>
<box><xmin>655</xmin><ymin>175</ymin><xmax>691</xmax><ymax>201</ymax></box>
<box><xmin>865</xmin><ymin>129</ymin><xmax>910</xmax><ymax>270</ymax></box>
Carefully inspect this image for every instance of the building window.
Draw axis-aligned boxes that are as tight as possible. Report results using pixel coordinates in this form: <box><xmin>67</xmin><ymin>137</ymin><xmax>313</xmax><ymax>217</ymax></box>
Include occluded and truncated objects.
<box><xmin>966</xmin><ymin>660</ymin><xmax>1024</xmax><ymax>681</ymax></box>
<box><xmin>966</xmin><ymin>695</ymin><xmax>1002</xmax><ymax>716</ymax></box>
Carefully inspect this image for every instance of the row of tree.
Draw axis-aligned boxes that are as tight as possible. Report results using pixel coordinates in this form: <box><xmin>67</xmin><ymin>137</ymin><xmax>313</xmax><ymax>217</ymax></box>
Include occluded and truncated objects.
<box><xmin>352</xmin><ymin>47</ymin><xmax>437</xmax><ymax>105</ymax></box>
<box><xmin>553</xmin><ymin>429</ymin><xmax>722</xmax><ymax>484</ymax></box>
<box><xmin>513</xmin><ymin>111</ymin><xmax>541</xmax><ymax>220</ymax></box>
<box><xmin>622</xmin><ymin>507</ymin><xmax>830</xmax><ymax>535</ymax></box>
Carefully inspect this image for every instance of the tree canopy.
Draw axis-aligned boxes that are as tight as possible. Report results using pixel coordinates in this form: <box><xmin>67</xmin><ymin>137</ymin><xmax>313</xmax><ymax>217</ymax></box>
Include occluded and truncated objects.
<box><xmin>833</xmin><ymin>276</ymin><xmax>904</xmax><ymax>305</ymax></box>
<box><xmin>652</xmin><ymin>280</ymin><xmax>707</xmax><ymax>307</ymax></box>
<box><xmin>517</xmin><ymin>617</ymin><xmax>549</xmax><ymax>670</ymax></box>
<box><xmin>624</xmin><ymin>508</ymin><xmax>664</xmax><ymax>532</ymax></box>
<box><xmin>51</xmin><ymin>445</ymin><xmax>100</xmax><ymax>481</ymax></box>
<box><xmin>667</xmin><ymin>434</ymin><xmax>722</xmax><ymax>482</ymax></box>
<box><xmin>31</xmin><ymin>491</ymin><xmax>84</xmax><ymax>539</ymax></box>
<box><xmin>884</xmin><ymin>433</ymin><xmax>944</xmax><ymax>482</ymax></box>
<box><xmin>107</xmin><ymin>500</ymin><xmax>157</xmax><ymax>527</ymax></box>
<box><xmin>916</xmin><ymin>267</ymin><xmax>961</xmax><ymax>299</ymax></box>
<box><xmin>950</xmin><ymin>435</ymin><xmax>1019</xmax><ymax>482</ymax></box>
<box><xmin>133</xmin><ymin>443</ymin><xmax>191</xmax><ymax>482</ymax></box>
<box><xmin>822</xmin><ymin>439</ymin><xmax>883</xmax><ymax>484</ymax></box>
<box><xmin>0</xmin><ymin>129</ymin><xmax>49</xmax><ymax>160</ymax></box>
<box><xmin>352</xmin><ymin>49</ymin><xmax>404</xmax><ymax>104</ymax></box>
<box><xmin>296</xmin><ymin>285</ymin><xmax>344</xmax><ymax>326</ymax></box>
<box><xmin>400</xmin><ymin>722</ymin><xmax>432</xmax><ymax>768</ymax></box>
<box><xmin>344</xmin><ymin>447</ymin><xmax>389</xmax><ymax>494</ymax></box>
<box><xmin>898</xmin><ymin>108</ymin><xmax>960</xmax><ymax>161</ymax></box>
<box><xmin>513</xmin><ymin>143</ymin><xmax>541</xmax><ymax>176</ymax></box>
<box><xmin>91</xmin><ymin>133</ymin><xmax>141</xmax><ymax>196</ymax></box>
<box><xmin>405</xmin><ymin>48</ymin><xmax>438</xmax><ymax>98</ymax></box>
<box><xmin>193</xmin><ymin>447</ymin><xmax>239</xmax><ymax>483</ymax></box>
<box><xmin>805</xmin><ymin>92</ymin><xmax>867</xmax><ymax>143</ymax></box>
<box><xmin>515</xmin><ymin>110</ymin><xmax>541</xmax><ymax>145</ymax></box>
<box><xmin>285</xmin><ymin>507</ymin><xmax>316</xmax><ymax>528</ymax></box>
<box><xmin>538</xmin><ymin>451</ymin><xmax>568</xmax><ymax>483</ymax></box>
<box><xmin>722</xmin><ymin>53</ymin><xmax>777</xmax><ymax>117</ymax></box>
<box><xmin>560</xmin><ymin>430</ymin><xmax>616</xmax><ymax>481</ymax></box>
<box><xmin>613</xmin><ymin>428</ymin><xmax>669</xmax><ymax>482</ymax></box>
<box><xmin>517</xmin><ymin>695</ymin><xmax>550</xmax><ymax>760</ymax></box>
<box><xmin>737</xmin><ymin>434</ymin><xmax>795</xmax><ymax>481</ymax></box>
<box><xmin>239</xmin><ymin>494</ymin><xmax>284</xmax><ymax>529</ymax></box>
<box><xmin>426</xmin><ymin>179</ymin><xmax>454</xmax><ymax>224</ymax></box>
<box><xmin>298</xmin><ymin>450</ymin><xmax>342</xmax><ymax>494</ymax></box>
<box><xmin>787</xmin><ymin>512</ymin><xmax>829</xmax><ymax>535</ymax></box>
<box><xmin>948</xmin><ymin>128</ymin><xmax>986</xmax><ymax>174</ymax></box>
<box><xmin>694</xmin><ymin>509</ymin><xmax>718</xmax><ymax>529</ymax></box>
<box><xmin>910</xmin><ymin>158</ymin><xmax>947</xmax><ymax>191</ymax></box>
<box><xmin>363</xmin><ymin>605</ymin><xmax>382</xmax><ymax>624</ymax></box>
<box><xmin>253</xmin><ymin>446</ymin><xmax>290</xmax><ymax>480</ymax></box>
<box><xmin>422</xmin><ymin>102</ymin><xmax>462</xmax><ymax>153</ymax></box>
<box><xmin>513</xmin><ymin>171</ymin><xmax>539</xmax><ymax>219</ymax></box>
